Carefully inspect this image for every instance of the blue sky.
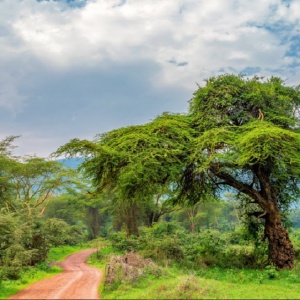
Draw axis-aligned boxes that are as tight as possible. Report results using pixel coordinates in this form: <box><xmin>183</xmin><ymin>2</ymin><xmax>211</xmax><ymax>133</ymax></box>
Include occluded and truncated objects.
<box><xmin>0</xmin><ymin>0</ymin><xmax>299</xmax><ymax>156</ymax></box>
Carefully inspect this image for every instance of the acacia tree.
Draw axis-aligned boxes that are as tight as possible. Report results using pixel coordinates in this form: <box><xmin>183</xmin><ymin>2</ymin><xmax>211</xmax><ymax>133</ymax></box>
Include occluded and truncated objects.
<box><xmin>56</xmin><ymin>113</ymin><xmax>192</xmax><ymax>236</ymax></box>
<box><xmin>182</xmin><ymin>74</ymin><xmax>300</xmax><ymax>269</ymax></box>
<box><xmin>5</xmin><ymin>157</ymin><xmax>77</xmax><ymax>217</ymax></box>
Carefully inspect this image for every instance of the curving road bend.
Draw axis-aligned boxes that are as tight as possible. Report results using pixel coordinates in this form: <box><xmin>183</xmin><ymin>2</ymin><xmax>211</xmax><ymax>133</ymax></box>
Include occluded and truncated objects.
<box><xmin>8</xmin><ymin>249</ymin><xmax>102</xmax><ymax>300</ymax></box>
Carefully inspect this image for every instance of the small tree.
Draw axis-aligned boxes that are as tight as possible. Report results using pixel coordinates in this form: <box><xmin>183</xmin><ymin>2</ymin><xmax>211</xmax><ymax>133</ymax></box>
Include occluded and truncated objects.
<box><xmin>6</xmin><ymin>157</ymin><xmax>77</xmax><ymax>216</ymax></box>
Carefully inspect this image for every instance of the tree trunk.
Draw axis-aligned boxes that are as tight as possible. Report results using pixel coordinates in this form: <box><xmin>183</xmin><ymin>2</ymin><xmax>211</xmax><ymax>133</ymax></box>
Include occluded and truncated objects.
<box><xmin>113</xmin><ymin>217</ymin><xmax>123</xmax><ymax>232</ymax></box>
<box><xmin>144</xmin><ymin>210</ymin><xmax>160</xmax><ymax>227</ymax></box>
<box><xmin>209</xmin><ymin>162</ymin><xmax>295</xmax><ymax>269</ymax></box>
<box><xmin>86</xmin><ymin>206</ymin><xmax>101</xmax><ymax>239</ymax></box>
<box><xmin>187</xmin><ymin>210</ymin><xmax>195</xmax><ymax>234</ymax></box>
<box><xmin>124</xmin><ymin>204</ymin><xmax>139</xmax><ymax>237</ymax></box>
<box><xmin>264</xmin><ymin>210</ymin><xmax>294</xmax><ymax>269</ymax></box>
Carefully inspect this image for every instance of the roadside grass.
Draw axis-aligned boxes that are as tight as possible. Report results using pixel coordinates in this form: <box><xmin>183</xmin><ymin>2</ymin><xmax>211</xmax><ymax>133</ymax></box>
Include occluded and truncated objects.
<box><xmin>87</xmin><ymin>238</ymin><xmax>121</xmax><ymax>294</ymax></box>
<box><xmin>0</xmin><ymin>243</ymin><xmax>90</xmax><ymax>299</ymax></box>
<box><xmin>47</xmin><ymin>243</ymin><xmax>90</xmax><ymax>263</ymax></box>
<box><xmin>99</xmin><ymin>261</ymin><xmax>300</xmax><ymax>299</ymax></box>
<box><xmin>102</xmin><ymin>273</ymin><xmax>300</xmax><ymax>299</ymax></box>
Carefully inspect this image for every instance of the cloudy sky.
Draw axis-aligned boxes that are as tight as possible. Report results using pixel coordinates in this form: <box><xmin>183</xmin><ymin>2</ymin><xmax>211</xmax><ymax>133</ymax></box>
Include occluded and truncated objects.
<box><xmin>1</xmin><ymin>0</ymin><xmax>299</xmax><ymax>157</ymax></box>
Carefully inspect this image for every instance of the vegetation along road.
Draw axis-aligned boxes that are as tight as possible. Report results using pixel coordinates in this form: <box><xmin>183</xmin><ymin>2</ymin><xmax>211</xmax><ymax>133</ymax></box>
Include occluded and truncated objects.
<box><xmin>8</xmin><ymin>249</ymin><xmax>102</xmax><ymax>299</ymax></box>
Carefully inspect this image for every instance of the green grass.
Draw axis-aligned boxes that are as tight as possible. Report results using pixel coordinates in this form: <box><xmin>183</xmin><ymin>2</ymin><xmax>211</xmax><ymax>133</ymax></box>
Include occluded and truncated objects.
<box><xmin>47</xmin><ymin>243</ymin><xmax>90</xmax><ymax>262</ymax></box>
<box><xmin>101</xmin><ymin>271</ymin><xmax>300</xmax><ymax>299</ymax></box>
<box><xmin>99</xmin><ymin>263</ymin><xmax>300</xmax><ymax>299</ymax></box>
<box><xmin>0</xmin><ymin>244</ymin><xmax>90</xmax><ymax>299</ymax></box>
<box><xmin>87</xmin><ymin>239</ymin><xmax>120</xmax><ymax>294</ymax></box>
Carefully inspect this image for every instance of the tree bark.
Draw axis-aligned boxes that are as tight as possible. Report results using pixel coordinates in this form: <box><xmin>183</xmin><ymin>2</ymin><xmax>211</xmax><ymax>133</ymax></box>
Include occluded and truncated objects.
<box><xmin>124</xmin><ymin>204</ymin><xmax>139</xmax><ymax>237</ymax></box>
<box><xmin>209</xmin><ymin>163</ymin><xmax>295</xmax><ymax>269</ymax></box>
<box><xmin>86</xmin><ymin>206</ymin><xmax>101</xmax><ymax>239</ymax></box>
<box><xmin>187</xmin><ymin>209</ymin><xmax>196</xmax><ymax>234</ymax></box>
<box><xmin>264</xmin><ymin>210</ymin><xmax>294</xmax><ymax>269</ymax></box>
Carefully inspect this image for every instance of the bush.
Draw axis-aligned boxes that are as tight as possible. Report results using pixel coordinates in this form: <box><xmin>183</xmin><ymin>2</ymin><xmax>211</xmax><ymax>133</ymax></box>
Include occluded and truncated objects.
<box><xmin>140</xmin><ymin>235</ymin><xmax>185</xmax><ymax>264</ymax></box>
<box><xmin>220</xmin><ymin>244</ymin><xmax>268</xmax><ymax>269</ymax></box>
<box><xmin>105</xmin><ymin>251</ymin><xmax>161</xmax><ymax>288</ymax></box>
<box><xmin>183</xmin><ymin>230</ymin><xmax>227</xmax><ymax>268</ymax></box>
<box><xmin>264</xmin><ymin>265</ymin><xmax>278</xmax><ymax>279</ymax></box>
<box><xmin>106</xmin><ymin>222</ymin><xmax>270</xmax><ymax>270</ymax></box>
<box><xmin>0</xmin><ymin>215</ymin><xmax>85</xmax><ymax>280</ymax></box>
<box><xmin>3</xmin><ymin>266</ymin><xmax>21</xmax><ymax>280</ymax></box>
<box><xmin>147</xmin><ymin>222</ymin><xmax>185</xmax><ymax>238</ymax></box>
<box><xmin>108</xmin><ymin>232</ymin><xmax>139</xmax><ymax>252</ymax></box>
<box><xmin>137</xmin><ymin>223</ymin><xmax>186</xmax><ymax>264</ymax></box>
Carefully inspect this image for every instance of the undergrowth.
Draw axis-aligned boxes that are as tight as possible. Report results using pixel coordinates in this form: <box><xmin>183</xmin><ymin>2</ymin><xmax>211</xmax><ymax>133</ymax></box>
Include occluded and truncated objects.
<box><xmin>89</xmin><ymin>225</ymin><xmax>300</xmax><ymax>299</ymax></box>
<box><xmin>99</xmin><ymin>264</ymin><xmax>300</xmax><ymax>299</ymax></box>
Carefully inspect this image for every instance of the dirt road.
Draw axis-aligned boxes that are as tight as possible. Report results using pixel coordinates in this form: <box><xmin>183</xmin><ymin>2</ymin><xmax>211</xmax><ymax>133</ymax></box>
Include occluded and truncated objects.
<box><xmin>8</xmin><ymin>249</ymin><xmax>102</xmax><ymax>300</ymax></box>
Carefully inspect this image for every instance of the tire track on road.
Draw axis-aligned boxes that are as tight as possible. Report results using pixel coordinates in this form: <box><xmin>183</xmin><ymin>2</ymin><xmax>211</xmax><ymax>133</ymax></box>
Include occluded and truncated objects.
<box><xmin>8</xmin><ymin>248</ymin><xmax>102</xmax><ymax>300</ymax></box>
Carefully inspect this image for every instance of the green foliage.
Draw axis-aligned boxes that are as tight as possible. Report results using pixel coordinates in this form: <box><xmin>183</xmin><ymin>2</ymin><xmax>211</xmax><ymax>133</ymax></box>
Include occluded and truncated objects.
<box><xmin>0</xmin><ymin>136</ymin><xmax>19</xmax><ymax>206</ymax></box>
<box><xmin>0</xmin><ymin>136</ymin><xmax>90</xmax><ymax>282</ymax></box>
<box><xmin>172</xmin><ymin>200</ymin><xmax>239</xmax><ymax>233</ymax></box>
<box><xmin>0</xmin><ymin>213</ymin><xmax>85</xmax><ymax>280</ymax></box>
<box><xmin>5</xmin><ymin>157</ymin><xmax>79</xmax><ymax>216</ymax></box>
<box><xmin>264</xmin><ymin>265</ymin><xmax>278</xmax><ymax>279</ymax></box>
<box><xmin>190</xmin><ymin>75</ymin><xmax>300</xmax><ymax>129</ymax></box>
<box><xmin>57</xmin><ymin>113</ymin><xmax>193</xmax><ymax>201</ymax></box>
<box><xmin>55</xmin><ymin>114</ymin><xmax>193</xmax><ymax>232</ymax></box>
<box><xmin>107</xmin><ymin>223</ymin><xmax>186</xmax><ymax>264</ymax></box>
<box><xmin>108</xmin><ymin>232</ymin><xmax>140</xmax><ymax>252</ymax></box>
<box><xmin>144</xmin><ymin>221</ymin><xmax>184</xmax><ymax>237</ymax></box>
<box><xmin>105</xmin><ymin>219</ymin><xmax>269</xmax><ymax>270</ymax></box>
<box><xmin>43</xmin><ymin>194</ymin><xmax>86</xmax><ymax>226</ymax></box>
<box><xmin>185</xmin><ymin>75</ymin><xmax>300</xmax><ymax>201</ymax></box>
<box><xmin>181</xmin><ymin>75</ymin><xmax>300</xmax><ymax>268</ymax></box>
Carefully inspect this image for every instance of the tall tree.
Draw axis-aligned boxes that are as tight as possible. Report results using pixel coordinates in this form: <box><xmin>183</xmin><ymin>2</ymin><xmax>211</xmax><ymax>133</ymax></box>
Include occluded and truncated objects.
<box><xmin>182</xmin><ymin>74</ymin><xmax>300</xmax><ymax>269</ymax></box>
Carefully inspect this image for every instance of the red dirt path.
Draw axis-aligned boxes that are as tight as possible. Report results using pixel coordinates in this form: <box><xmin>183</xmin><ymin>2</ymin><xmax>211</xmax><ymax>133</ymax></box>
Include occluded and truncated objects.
<box><xmin>8</xmin><ymin>248</ymin><xmax>102</xmax><ymax>299</ymax></box>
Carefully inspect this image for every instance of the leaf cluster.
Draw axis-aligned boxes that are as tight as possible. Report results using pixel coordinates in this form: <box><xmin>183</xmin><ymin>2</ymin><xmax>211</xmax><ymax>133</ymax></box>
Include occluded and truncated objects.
<box><xmin>190</xmin><ymin>75</ymin><xmax>300</xmax><ymax>130</ymax></box>
<box><xmin>57</xmin><ymin>113</ymin><xmax>193</xmax><ymax>203</ymax></box>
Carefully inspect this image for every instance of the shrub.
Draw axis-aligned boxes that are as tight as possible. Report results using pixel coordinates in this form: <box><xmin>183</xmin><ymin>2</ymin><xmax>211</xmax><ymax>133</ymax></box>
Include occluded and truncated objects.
<box><xmin>105</xmin><ymin>251</ymin><xmax>161</xmax><ymax>287</ymax></box>
<box><xmin>264</xmin><ymin>265</ymin><xmax>278</xmax><ymax>279</ymax></box>
<box><xmin>0</xmin><ymin>215</ymin><xmax>85</xmax><ymax>280</ymax></box>
<box><xmin>107</xmin><ymin>232</ymin><xmax>139</xmax><ymax>252</ymax></box>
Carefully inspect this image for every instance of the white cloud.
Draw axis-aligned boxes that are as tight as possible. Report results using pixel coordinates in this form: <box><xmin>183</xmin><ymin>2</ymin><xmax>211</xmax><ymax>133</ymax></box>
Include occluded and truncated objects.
<box><xmin>0</xmin><ymin>75</ymin><xmax>26</xmax><ymax>114</ymax></box>
<box><xmin>0</xmin><ymin>0</ymin><xmax>299</xmax><ymax>155</ymax></box>
<box><xmin>7</xmin><ymin>0</ymin><xmax>298</xmax><ymax>72</ymax></box>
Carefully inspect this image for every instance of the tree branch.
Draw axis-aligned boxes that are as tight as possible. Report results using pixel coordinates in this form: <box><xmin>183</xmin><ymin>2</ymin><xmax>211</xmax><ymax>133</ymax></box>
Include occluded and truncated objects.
<box><xmin>209</xmin><ymin>164</ymin><xmax>265</xmax><ymax>208</ymax></box>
